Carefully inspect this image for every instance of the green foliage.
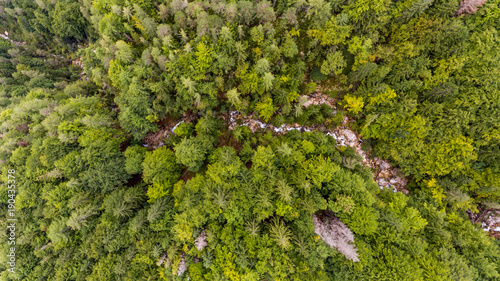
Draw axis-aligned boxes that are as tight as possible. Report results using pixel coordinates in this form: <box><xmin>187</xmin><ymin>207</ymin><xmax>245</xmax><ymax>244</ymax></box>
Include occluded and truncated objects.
<box><xmin>343</xmin><ymin>94</ymin><xmax>365</xmax><ymax>115</ymax></box>
<box><xmin>269</xmin><ymin>218</ymin><xmax>292</xmax><ymax>249</ymax></box>
<box><xmin>330</xmin><ymin>194</ymin><xmax>356</xmax><ymax>214</ymax></box>
<box><xmin>174</xmin><ymin>137</ymin><xmax>210</xmax><ymax>172</ymax></box>
<box><xmin>417</xmin><ymin>135</ymin><xmax>477</xmax><ymax>176</ymax></box>
<box><xmin>115</xmin><ymin>79</ymin><xmax>158</xmax><ymax>140</ymax></box>
<box><xmin>52</xmin><ymin>2</ymin><xmax>90</xmax><ymax>42</ymax></box>
<box><xmin>282</xmin><ymin>37</ymin><xmax>299</xmax><ymax>58</ymax></box>
<box><xmin>173</xmin><ymin>122</ymin><xmax>194</xmax><ymax>138</ymax></box>
<box><xmin>343</xmin><ymin>205</ymin><xmax>379</xmax><ymax>236</ymax></box>
<box><xmin>310</xmin><ymin>67</ymin><xmax>328</xmax><ymax>82</ymax></box>
<box><xmin>321</xmin><ymin>50</ymin><xmax>347</xmax><ymax>76</ymax></box>
<box><xmin>255</xmin><ymin>96</ymin><xmax>275</xmax><ymax>122</ymax></box>
<box><xmin>0</xmin><ymin>0</ymin><xmax>94</xmax><ymax>51</ymax></box>
<box><xmin>142</xmin><ymin>146</ymin><xmax>182</xmax><ymax>201</ymax></box>
<box><xmin>124</xmin><ymin>145</ymin><xmax>147</xmax><ymax>175</ymax></box>
<box><xmin>1</xmin><ymin>0</ymin><xmax>500</xmax><ymax>280</ymax></box>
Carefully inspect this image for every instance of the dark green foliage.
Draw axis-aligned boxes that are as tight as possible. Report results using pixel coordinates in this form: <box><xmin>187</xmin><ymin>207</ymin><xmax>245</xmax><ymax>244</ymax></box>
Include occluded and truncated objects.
<box><xmin>0</xmin><ymin>0</ymin><xmax>94</xmax><ymax>51</ymax></box>
<box><xmin>174</xmin><ymin>137</ymin><xmax>210</xmax><ymax>172</ymax></box>
<box><xmin>310</xmin><ymin>66</ymin><xmax>328</xmax><ymax>82</ymax></box>
<box><xmin>124</xmin><ymin>145</ymin><xmax>147</xmax><ymax>175</ymax></box>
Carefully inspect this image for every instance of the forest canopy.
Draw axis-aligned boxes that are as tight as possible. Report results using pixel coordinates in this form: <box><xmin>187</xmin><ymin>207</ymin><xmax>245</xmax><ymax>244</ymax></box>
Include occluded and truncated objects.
<box><xmin>0</xmin><ymin>0</ymin><xmax>500</xmax><ymax>280</ymax></box>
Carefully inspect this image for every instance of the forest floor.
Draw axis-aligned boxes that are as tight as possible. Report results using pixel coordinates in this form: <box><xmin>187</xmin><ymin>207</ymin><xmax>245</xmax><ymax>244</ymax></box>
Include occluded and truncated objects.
<box><xmin>0</xmin><ymin>31</ymin><xmax>25</xmax><ymax>46</ymax></box>
<box><xmin>143</xmin><ymin>112</ymin><xmax>198</xmax><ymax>149</ymax></box>
<box><xmin>469</xmin><ymin>209</ymin><xmax>500</xmax><ymax>239</ymax></box>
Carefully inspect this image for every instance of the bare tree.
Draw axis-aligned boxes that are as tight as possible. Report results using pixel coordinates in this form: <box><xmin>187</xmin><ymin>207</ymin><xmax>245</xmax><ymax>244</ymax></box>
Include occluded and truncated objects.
<box><xmin>313</xmin><ymin>211</ymin><xmax>359</xmax><ymax>262</ymax></box>
<box><xmin>455</xmin><ymin>0</ymin><xmax>487</xmax><ymax>15</ymax></box>
<box><xmin>195</xmin><ymin>229</ymin><xmax>207</xmax><ymax>251</ymax></box>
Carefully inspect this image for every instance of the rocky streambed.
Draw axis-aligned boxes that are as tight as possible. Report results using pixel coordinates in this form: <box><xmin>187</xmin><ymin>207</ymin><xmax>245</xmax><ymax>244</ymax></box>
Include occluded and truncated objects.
<box><xmin>144</xmin><ymin>92</ymin><xmax>410</xmax><ymax>193</ymax></box>
<box><xmin>223</xmin><ymin>109</ymin><xmax>410</xmax><ymax>193</ymax></box>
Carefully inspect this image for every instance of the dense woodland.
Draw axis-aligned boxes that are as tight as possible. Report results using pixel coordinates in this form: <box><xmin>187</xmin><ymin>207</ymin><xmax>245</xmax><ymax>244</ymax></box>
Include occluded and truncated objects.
<box><xmin>0</xmin><ymin>0</ymin><xmax>499</xmax><ymax>280</ymax></box>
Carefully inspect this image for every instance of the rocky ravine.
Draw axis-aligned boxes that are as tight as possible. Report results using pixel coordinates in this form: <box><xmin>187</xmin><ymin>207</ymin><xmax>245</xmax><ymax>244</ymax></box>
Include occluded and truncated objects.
<box><xmin>145</xmin><ymin>92</ymin><xmax>410</xmax><ymax>193</ymax></box>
